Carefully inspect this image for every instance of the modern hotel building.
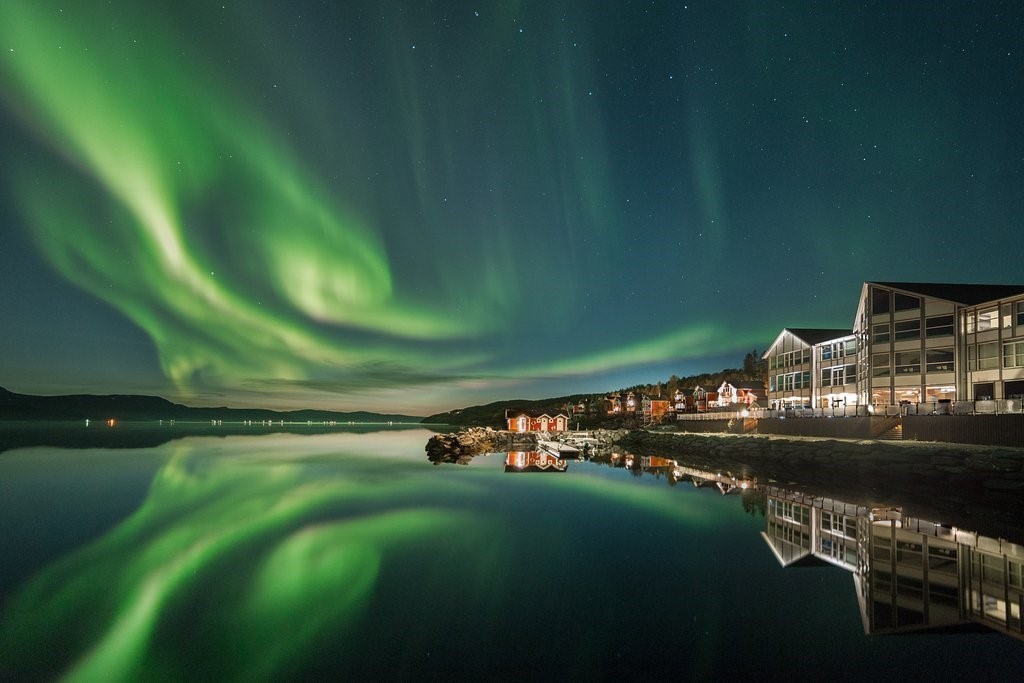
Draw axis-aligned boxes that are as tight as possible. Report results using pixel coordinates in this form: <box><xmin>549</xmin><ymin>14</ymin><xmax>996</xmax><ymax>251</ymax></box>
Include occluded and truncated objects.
<box><xmin>765</xmin><ymin>282</ymin><xmax>1024</xmax><ymax>409</ymax></box>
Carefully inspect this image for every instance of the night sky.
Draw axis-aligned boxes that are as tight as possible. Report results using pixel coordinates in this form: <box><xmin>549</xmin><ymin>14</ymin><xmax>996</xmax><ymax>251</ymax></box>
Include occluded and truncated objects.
<box><xmin>1</xmin><ymin>1</ymin><xmax>1022</xmax><ymax>415</ymax></box>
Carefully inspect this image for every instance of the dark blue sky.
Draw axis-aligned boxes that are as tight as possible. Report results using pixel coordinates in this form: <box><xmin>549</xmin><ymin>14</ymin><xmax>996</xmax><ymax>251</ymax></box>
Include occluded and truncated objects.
<box><xmin>1</xmin><ymin>1</ymin><xmax>1022</xmax><ymax>414</ymax></box>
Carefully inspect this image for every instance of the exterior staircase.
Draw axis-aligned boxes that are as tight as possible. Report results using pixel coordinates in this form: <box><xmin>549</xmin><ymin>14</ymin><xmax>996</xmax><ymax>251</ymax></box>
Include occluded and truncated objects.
<box><xmin>876</xmin><ymin>420</ymin><xmax>903</xmax><ymax>441</ymax></box>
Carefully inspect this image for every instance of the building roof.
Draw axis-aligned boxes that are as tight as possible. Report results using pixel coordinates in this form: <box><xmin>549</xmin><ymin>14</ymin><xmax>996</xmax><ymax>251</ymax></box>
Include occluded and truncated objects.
<box><xmin>505</xmin><ymin>409</ymin><xmax>569</xmax><ymax>419</ymax></box>
<box><xmin>870</xmin><ymin>282</ymin><xmax>1024</xmax><ymax>306</ymax></box>
<box><xmin>784</xmin><ymin>328</ymin><xmax>852</xmax><ymax>346</ymax></box>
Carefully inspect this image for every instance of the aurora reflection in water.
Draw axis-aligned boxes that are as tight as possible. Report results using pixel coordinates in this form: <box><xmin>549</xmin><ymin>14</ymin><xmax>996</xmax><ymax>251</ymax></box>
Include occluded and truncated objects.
<box><xmin>1</xmin><ymin>428</ymin><xmax>1023</xmax><ymax>680</ymax></box>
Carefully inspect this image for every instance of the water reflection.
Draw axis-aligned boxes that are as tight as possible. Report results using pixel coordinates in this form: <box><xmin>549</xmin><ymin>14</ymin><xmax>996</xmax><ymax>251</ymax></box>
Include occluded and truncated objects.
<box><xmin>586</xmin><ymin>448</ymin><xmax>1024</xmax><ymax>643</ymax></box>
<box><xmin>504</xmin><ymin>451</ymin><xmax>568</xmax><ymax>472</ymax></box>
<box><xmin>763</xmin><ymin>487</ymin><xmax>1024</xmax><ymax>640</ymax></box>
<box><xmin>0</xmin><ymin>430</ymin><xmax>496</xmax><ymax>681</ymax></box>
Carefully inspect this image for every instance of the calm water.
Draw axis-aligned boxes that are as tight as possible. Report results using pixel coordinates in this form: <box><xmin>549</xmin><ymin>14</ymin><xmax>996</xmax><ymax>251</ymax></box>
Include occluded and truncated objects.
<box><xmin>1</xmin><ymin>426</ymin><xmax>1023</xmax><ymax>680</ymax></box>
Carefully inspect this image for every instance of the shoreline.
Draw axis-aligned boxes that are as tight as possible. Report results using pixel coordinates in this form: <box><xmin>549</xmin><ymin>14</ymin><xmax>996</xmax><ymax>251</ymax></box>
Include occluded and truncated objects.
<box><xmin>426</xmin><ymin>426</ymin><xmax>1024</xmax><ymax>541</ymax></box>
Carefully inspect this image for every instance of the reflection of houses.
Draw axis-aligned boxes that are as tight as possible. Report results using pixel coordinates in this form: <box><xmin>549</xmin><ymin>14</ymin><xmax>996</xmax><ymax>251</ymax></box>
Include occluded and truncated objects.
<box><xmin>762</xmin><ymin>490</ymin><xmax>865</xmax><ymax>570</ymax></box>
<box><xmin>673</xmin><ymin>464</ymin><xmax>755</xmax><ymax>494</ymax></box>
<box><xmin>762</xmin><ymin>488</ymin><xmax>1024</xmax><ymax>640</ymax></box>
<box><xmin>505</xmin><ymin>410</ymin><xmax>568</xmax><ymax>433</ymax></box>
<box><xmin>504</xmin><ymin>451</ymin><xmax>568</xmax><ymax>472</ymax></box>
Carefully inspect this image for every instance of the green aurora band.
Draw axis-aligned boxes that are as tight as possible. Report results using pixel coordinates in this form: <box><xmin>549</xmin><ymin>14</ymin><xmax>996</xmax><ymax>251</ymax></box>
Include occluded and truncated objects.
<box><xmin>0</xmin><ymin>2</ymin><xmax>773</xmax><ymax>409</ymax></box>
<box><xmin>0</xmin><ymin>3</ymin><xmax>490</xmax><ymax>390</ymax></box>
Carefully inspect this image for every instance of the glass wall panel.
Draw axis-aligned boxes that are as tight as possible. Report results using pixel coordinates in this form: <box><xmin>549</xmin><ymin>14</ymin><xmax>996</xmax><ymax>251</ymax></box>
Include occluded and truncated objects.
<box><xmin>872</xmin><ymin>287</ymin><xmax>890</xmax><ymax>315</ymax></box>
<box><xmin>894</xmin><ymin>293</ymin><xmax>920</xmax><ymax>312</ymax></box>
<box><xmin>894</xmin><ymin>320</ymin><xmax>921</xmax><ymax>340</ymax></box>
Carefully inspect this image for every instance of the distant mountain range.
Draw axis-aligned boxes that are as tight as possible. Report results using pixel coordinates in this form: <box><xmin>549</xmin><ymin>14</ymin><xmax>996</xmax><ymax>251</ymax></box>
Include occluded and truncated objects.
<box><xmin>0</xmin><ymin>387</ymin><xmax>421</xmax><ymax>423</ymax></box>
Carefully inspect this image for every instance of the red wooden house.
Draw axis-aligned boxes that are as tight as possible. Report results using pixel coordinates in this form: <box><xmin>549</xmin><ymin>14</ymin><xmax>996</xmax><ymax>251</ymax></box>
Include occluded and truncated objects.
<box><xmin>505</xmin><ymin>409</ymin><xmax>569</xmax><ymax>433</ymax></box>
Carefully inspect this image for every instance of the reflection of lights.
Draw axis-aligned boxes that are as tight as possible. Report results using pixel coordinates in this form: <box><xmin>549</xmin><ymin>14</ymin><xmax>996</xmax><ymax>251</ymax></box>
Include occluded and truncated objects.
<box><xmin>741</xmin><ymin>409</ymin><xmax>749</xmax><ymax>417</ymax></box>
<box><xmin>740</xmin><ymin>482</ymin><xmax>749</xmax><ymax>490</ymax></box>
<box><xmin>106</xmin><ymin>418</ymin><xmax>116</xmax><ymax>427</ymax></box>
<box><xmin>867</xmin><ymin>404</ymin><xmax>875</xmax><ymax>414</ymax></box>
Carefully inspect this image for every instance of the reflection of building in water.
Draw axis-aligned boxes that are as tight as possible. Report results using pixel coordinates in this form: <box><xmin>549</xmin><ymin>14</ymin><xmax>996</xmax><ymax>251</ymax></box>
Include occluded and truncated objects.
<box><xmin>762</xmin><ymin>488</ymin><xmax>1024</xmax><ymax>641</ymax></box>
<box><xmin>504</xmin><ymin>451</ymin><xmax>568</xmax><ymax>472</ymax></box>
<box><xmin>672</xmin><ymin>464</ymin><xmax>755</xmax><ymax>495</ymax></box>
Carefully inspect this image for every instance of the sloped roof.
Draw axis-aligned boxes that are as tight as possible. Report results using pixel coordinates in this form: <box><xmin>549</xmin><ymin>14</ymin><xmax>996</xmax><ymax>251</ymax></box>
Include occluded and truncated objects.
<box><xmin>506</xmin><ymin>409</ymin><xmax>569</xmax><ymax>419</ymax></box>
<box><xmin>785</xmin><ymin>328</ymin><xmax>852</xmax><ymax>346</ymax></box>
<box><xmin>871</xmin><ymin>282</ymin><xmax>1024</xmax><ymax>305</ymax></box>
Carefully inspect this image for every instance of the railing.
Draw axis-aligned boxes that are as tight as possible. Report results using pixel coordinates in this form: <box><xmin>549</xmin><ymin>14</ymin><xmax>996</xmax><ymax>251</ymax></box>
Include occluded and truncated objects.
<box><xmin>674</xmin><ymin>410</ymin><xmax>750</xmax><ymax>421</ymax></box>
<box><xmin>673</xmin><ymin>399</ymin><xmax>1024</xmax><ymax>421</ymax></box>
<box><xmin>748</xmin><ymin>406</ymin><xmax>872</xmax><ymax>419</ymax></box>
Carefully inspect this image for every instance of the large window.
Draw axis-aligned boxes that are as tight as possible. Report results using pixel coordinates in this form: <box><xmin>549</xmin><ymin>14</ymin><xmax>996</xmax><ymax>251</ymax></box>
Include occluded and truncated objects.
<box><xmin>895</xmin><ymin>351</ymin><xmax>920</xmax><ymax>375</ymax></box>
<box><xmin>894</xmin><ymin>292</ymin><xmax>920</xmax><ymax>312</ymax></box>
<box><xmin>823</xmin><ymin>367</ymin><xmax>850</xmax><ymax>386</ymax></box>
<box><xmin>978</xmin><ymin>308</ymin><xmax>998</xmax><ymax>332</ymax></box>
<box><xmin>777</xmin><ymin>372</ymin><xmax>810</xmax><ymax>391</ymax></box>
<box><xmin>925</xmin><ymin>315</ymin><xmax>954</xmax><ymax>338</ymax></box>
<box><xmin>872</xmin><ymin>353</ymin><xmax>890</xmax><ymax>377</ymax></box>
<box><xmin>872</xmin><ymin>323</ymin><xmax>890</xmax><ymax>344</ymax></box>
<box><xmin>894</xmin><ymin>319</ymin><xmax>921</xmax><ymax>341</ymax></box>
<box><xmin>1005</xmin><ymin>342</ymin><xmax>1024</xmax><ymax>369</ymax></box>
<box><xmin>977</xmin><ymin>342</ymin><xmax>998</xmax><ymax>370</ymax></box>
<box><xmin>820</xmin><ymin>339</ymin><xmax>857</xmax><ymax>361</ymax></box>
<box><xmin>926</xmin><ymin>348</ymin><xmax>954</xmax><ymax>373</ymax></box>
<box><xmin>1018</xmin><ymin>301</ymin><xmax>1024</xmax><ymax>327</ymax></box>
<box><xmin>871</xmin><ymin>287</ymin><xmax>890</xmax><ymax>315</ymax></box>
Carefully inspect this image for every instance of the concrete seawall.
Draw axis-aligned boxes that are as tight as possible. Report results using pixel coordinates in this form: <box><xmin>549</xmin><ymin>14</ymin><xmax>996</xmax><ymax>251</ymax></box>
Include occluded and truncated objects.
<box><xmin>672</xmin><ymin>414</ymin><xmax>1024</xmax><ymax>447</ymax></box>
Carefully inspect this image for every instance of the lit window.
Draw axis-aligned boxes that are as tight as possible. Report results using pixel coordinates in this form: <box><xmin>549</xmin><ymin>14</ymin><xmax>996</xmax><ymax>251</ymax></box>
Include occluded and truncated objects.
<box><xmin>978</xmin><ymin>342</ymin><xmax>998</xmax><ymax>370</ymax></box>
<box><xmin>1004</xmin><ymin>342</ymin><xmax>1024</xmax><ymax>369</ymax></box>
<box><xmin>978</xmin><ymin>308</ymin><xmax>998</xmax><ymax>332</ymax></box>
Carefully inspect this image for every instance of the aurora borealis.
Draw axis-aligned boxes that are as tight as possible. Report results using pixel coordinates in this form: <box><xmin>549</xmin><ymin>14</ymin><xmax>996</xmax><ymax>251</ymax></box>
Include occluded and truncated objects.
<box><xmin>1</xmin><ymin>2</ymin><xmax>1022</xmax><ymax>413</ymax></box>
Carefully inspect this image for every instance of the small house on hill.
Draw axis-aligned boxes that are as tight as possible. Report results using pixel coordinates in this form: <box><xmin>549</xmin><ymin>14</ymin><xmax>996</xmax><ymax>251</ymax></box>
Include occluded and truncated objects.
<box><xmin>716</xmin><ymin>380</ymin><xmax>765</xmax><ymax>407</ymax></box>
